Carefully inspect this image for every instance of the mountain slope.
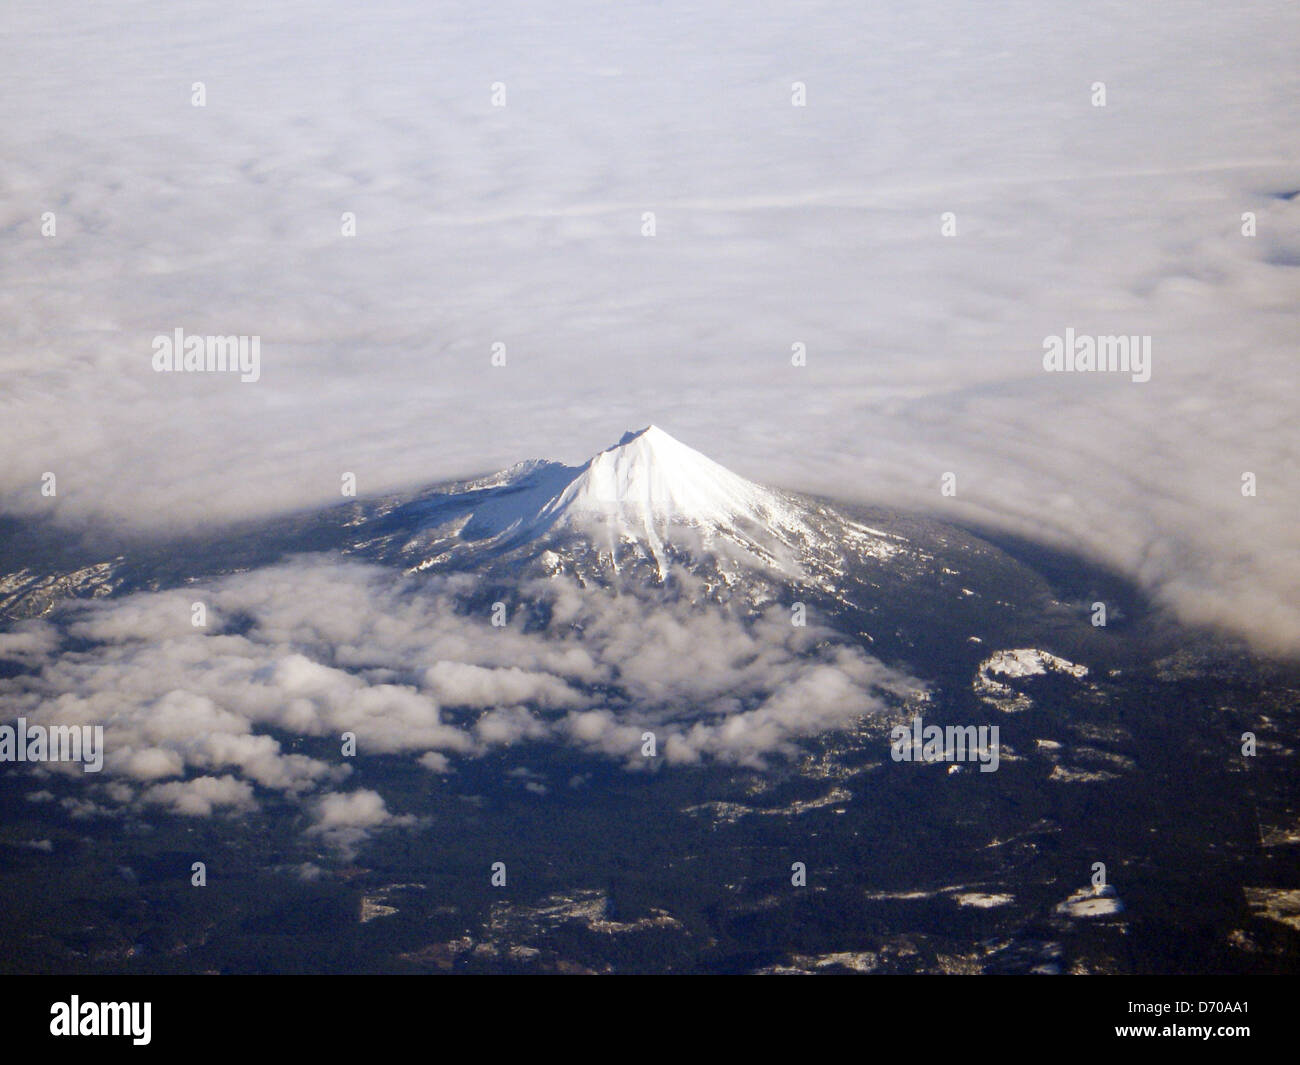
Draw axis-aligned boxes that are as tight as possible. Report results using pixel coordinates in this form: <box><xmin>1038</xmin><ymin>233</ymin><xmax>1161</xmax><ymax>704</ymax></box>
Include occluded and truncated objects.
<box><xmin>378</xmin><ymin>425</ymin><xmax>904</xmax><ymax>589</ymax></box>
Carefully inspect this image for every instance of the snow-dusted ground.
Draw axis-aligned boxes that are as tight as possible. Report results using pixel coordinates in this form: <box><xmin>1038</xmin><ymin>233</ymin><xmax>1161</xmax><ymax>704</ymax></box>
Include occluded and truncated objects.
<box><xmin>975</xmin><ymin>647</ymin><xmax>1090</xmax><ymax>711</ymax></box>
<box><xmin>2</xmin><ymin>1</ymin><xmax>1298</xmax><ymax>653</ymax></box>
<box><xmin>1055</xmin><ymin>884</ymin><xmax>1125</xmax><ymax>919</ymax></box>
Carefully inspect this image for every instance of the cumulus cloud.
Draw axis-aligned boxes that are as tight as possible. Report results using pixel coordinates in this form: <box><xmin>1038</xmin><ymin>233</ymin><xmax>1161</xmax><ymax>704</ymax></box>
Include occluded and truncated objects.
<box><xmin>423</xmin><ymin>661</ymin><xmax>591</xmax><ymax>711</ymax></box>
<box><xmin>142</xmin><ymin>775</ymin><xmax>258</xmax><ymax>817</ymax></box>
<box><xmin>307</xmin><ymin>789</ymin><xmax>416</xmax><ymax>859</ymax></box>
<box><xmin>0</xmin><ymin>556</ymin><xmax>919</xmax><ymax>846</ymax></box>
<box><xmin>0</xmin><ymin>2</ymin><xmax>1295</xmax><ymax>654</ymax></box>
<box><xmin>418</xmin><ymin>751</ymin><xmax>452</xmax><ymax>774</ymax></box>
<box><xmin>310</xmin><ymin>789</ymin><xmax>394</xmax><ymax>832</ymax></box>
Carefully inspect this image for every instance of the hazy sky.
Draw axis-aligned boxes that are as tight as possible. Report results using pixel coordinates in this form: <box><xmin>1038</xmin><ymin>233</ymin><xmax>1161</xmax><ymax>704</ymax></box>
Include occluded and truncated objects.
<box><xmin>2</xmin><ymin>1</ymin><xmax>1298</xmax><ymax>652</ymax></box>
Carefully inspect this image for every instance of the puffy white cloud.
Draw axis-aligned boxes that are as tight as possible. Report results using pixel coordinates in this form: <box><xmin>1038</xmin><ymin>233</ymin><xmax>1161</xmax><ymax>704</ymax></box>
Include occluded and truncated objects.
<box><xmin>120</xmin><ymin>747</ymin><xmax>184</xmax><ymax>781</ymax></box>
<box><xmin>141</xmin><ymin>775</ymin><xmax>257</xmax><ymax>817</ymax></box>
<box><xmin>309</xmin><ymin>789</ymin><xmax>395</xmax><ymax>832</ymax></box>
<box><xmin>474</xmin><ymin>705</ymin><xmax>554</xmax><ymax>747</ymax></box>
<box><xmin>0</xmin><ymin>556</ymin><xmax>919</xmax><ymax>847</ymax></box>
<box><xmin>418</xmin><ymin>751</ymin><xmax>452</xmax><ymax>774</ymax></box>
<box><xmin>308</xmin><ymin>788</ymin><xmax>413</xmax><ymax>858</ymax></box>
<box><xmin>423</xmin><ymin>661</ymin><xmax>591</xmax><ymax>711</ymax></box>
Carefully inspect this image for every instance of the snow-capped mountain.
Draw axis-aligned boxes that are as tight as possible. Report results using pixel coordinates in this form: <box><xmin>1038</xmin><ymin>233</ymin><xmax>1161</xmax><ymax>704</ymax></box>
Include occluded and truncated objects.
<box><xmin>545</xmin><ymin>426</ymin><xmax>797</xmax><ymax>531</ymax></box>
<box><xmin>0</xmin><ymin>425</ymin><xmax>986</xmax><ymax>636</ymax></box>
<box><xmin>363</xmin><ymin>425</ymin><xmax>907</xmax><ymax>592</ymax></box>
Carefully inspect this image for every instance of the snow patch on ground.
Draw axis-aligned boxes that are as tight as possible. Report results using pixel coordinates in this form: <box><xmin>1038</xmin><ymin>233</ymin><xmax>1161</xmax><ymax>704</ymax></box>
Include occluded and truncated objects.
<box><xmin>955</xmin><ymin>892</ymin><xmax>1015</xmax><ymax>908</ymax></box>
<box><xmin>974</xmin><ymin>648</ymin><xmax>1089</xmax><ymax>712</ymax></box>
<box><xmin>1055</xmin><ymin>884</ymin><xmax>1124</xmax><ymax>919</ymax></box>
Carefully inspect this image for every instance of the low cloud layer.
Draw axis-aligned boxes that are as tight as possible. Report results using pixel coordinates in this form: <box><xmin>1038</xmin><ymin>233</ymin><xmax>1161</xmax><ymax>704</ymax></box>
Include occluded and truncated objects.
<box><xmin>1</xmin><ymin>1</ymin><xmax>1298</xmax><ymax>653</ymax></box>
<box><xmin>0</xmin><ymin>557</ymin><xmax>918</xmax><ymax>842</ymax></box>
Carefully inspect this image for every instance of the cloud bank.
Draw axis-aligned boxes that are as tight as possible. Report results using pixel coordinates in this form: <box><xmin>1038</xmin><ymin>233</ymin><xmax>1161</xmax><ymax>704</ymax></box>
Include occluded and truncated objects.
<box><xmin>0</xmin><ymin>556</ymin><xmax>918</xmax><ymax>839</ymax></box>
<box><xmin>1</xmin><ymin>1</ymin><xmax>1297</xmax><ymax>652</ymax></box>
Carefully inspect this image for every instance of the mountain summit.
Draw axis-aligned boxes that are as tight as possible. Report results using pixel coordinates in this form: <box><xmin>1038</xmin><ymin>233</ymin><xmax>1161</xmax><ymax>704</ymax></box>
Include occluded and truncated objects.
<box><xmin>542</xmin><ymin>425</ymin><xmax>797</xmax><ymax>531</ymax></box>
<box><xmin>355</xmin><ymin>426</ymin><xmax>905</xmax><ymax>589</ymax></box>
